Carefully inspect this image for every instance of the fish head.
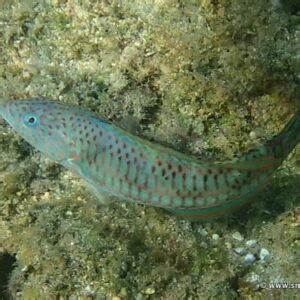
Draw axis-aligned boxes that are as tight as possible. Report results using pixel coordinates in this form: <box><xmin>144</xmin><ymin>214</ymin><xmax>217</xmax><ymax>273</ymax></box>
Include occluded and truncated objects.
<box><xmin>0</xmin><ymin>98</ymin><xmax>82</xmax><ymax>162</ymax></box>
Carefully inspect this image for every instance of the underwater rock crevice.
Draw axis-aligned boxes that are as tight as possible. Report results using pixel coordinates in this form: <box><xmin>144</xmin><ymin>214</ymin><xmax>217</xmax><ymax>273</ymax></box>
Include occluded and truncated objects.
<box><xmin>0</xmin><ymin>253</ymin><xmax>16</xmax><ymax>300</ymax></box>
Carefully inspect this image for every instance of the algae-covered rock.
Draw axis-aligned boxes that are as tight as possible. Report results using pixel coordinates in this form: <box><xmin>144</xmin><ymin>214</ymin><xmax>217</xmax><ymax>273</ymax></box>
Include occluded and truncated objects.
<box><xmin>0</xmin><ymin>0</ymin><xmax>299</xmax><ymax>299</ymax></box>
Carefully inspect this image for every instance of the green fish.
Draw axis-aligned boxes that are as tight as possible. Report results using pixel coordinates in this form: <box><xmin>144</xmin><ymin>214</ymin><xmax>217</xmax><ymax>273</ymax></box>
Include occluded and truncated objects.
<box><xmin>0</xmin><ymin>98</ymin><xmax>299</xmax><ymax>220</ymax></box>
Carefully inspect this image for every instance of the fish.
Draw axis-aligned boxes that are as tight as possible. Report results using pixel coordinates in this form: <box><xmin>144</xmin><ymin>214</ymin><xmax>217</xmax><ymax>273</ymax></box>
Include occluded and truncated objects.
<box><xmin>0</xmin><ymin>97</ymin><xmax>299</xmax><ymax>220</ymax></box>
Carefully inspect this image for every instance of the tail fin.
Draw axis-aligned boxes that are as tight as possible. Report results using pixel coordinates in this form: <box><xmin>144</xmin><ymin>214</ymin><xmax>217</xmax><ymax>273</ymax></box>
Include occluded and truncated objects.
<box><xmin>218</xmin><ymin>111</ymin><xmax>300</xmax><ymax>172</ymax></box>
<box><xmin>267</xmin><ymin>111</ymin><xmax>300</xmax><ymax>161</ymax></box>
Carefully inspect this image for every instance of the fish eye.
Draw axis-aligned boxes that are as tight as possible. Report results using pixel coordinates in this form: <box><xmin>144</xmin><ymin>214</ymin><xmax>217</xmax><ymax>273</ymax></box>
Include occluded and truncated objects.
<box><xmin>23</xmin><ymin>114</ymin><xmax>39</xmax><ymax>127</ymax></box>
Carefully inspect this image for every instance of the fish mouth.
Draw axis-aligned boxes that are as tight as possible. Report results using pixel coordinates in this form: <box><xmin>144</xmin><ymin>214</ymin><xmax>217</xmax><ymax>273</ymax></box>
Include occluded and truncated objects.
<box><xmin>0</xmin><ymin>101</ymin><xmax>8</xmax><ymax>119</ymax></box>
<box><xmin>0</xmin><ymin>101</ymin><xmax>12</xmax><ymax>124</ymax></box>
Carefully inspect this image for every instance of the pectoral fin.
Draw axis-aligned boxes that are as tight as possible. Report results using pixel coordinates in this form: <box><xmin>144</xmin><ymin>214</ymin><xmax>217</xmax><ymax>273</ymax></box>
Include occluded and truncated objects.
<box><xmin>61</xmin><ymin>157</ymin><xmax>111</xmax><ymax>205</ymax></box>
<box><xmin>84</xmin><ymin>181</ymin><xmax>112</xmax><ymax>205</ymax></box>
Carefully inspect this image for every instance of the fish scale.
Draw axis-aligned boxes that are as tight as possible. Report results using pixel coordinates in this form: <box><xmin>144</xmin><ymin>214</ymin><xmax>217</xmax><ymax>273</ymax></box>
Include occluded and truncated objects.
<box><xmin>0</xmin><ymin>97</ymin><xmax>299</xmax><ymax>220</ymax></box>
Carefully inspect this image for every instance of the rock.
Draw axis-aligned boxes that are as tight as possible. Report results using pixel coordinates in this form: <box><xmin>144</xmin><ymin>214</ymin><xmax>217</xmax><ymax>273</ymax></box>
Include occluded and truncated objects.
<box><xmin>259</xmin><ymin>248</ymin><xmax>270</xmax><ymax>261</ymax></box>
<box><xmin>233</xmin><ymin>247</ymin><xmax>246</xmax><ymax>255</ymax></box>
<box><xmin>244</xmin><ymin>253</ymin><xmax>256</xmax><ymax>264</ymax></box>
<box><xmin>212</xmin><ymin>233</ymin><xmax>220</xmax><ymax>240</ymax></box>
<box><xmin>232</xmin><ymin>231</ymin><xmax>244</xmax><ymax>241</ymax></box>
<box><xmin>245</xmin><ymin>240</ymin><xmax>257</xmax><ymax>247</ymax></box>
<box><xmin>144</xmin><ymin>287</ymin><xmax>155</xmax><ymax>295</ymax></box>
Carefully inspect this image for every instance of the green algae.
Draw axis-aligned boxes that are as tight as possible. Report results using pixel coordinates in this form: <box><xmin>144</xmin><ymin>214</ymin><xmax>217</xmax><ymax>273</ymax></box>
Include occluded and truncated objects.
<box><xmin>0</xmin><ymin>0</ymin><xmax>299</xmax><ymax>299</ymax></box>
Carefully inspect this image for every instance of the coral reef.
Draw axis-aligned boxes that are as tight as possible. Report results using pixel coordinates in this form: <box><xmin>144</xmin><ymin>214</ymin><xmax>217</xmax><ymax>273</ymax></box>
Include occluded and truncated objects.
<box><xmin>0</xmin><ymin>0</ymin><xmax>299</xmax><ymax>299</ymax></box>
